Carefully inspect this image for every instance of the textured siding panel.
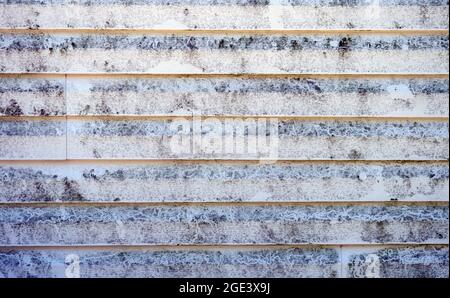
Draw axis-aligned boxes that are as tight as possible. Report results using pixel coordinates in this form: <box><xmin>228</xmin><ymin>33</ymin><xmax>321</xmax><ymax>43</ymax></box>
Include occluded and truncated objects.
<box><xmin>3</xmin><ymin>76</ymin><xmax>448</xmax><ymax>117</ymax></box>
<box><xmin>0</xmin><ymin>161</ymin><xmax>447</xmax><ymax>202</ymax></box>
<box><xmin>1</xmin><ymin>1</ymin><xmax>448</xmax><ymax>30</ymax></box>
<box><xmin>0</xmin><ymin>78</ymin><xmax>65</xmax><ymax>116</ymax></box>
<box><xmin>66</xmin><ymin>77</ymin><xmax>449</xmax><ymax>117</ymax></box>
<box><xmin>0</xmin><ymin>204</ymin><xmax>447</xmax><ymax>245</ymax></box>
<box><xmin>0</xmin><ymin>119</ymin><xmax>66</xmax><ymax>159</ymax></box>
<box><xmin>0</xmin><ymin>34</ymin><xmax>448</xmax><ymax>73</ymax></box>
<box><xmin>343</xmin><ymin>245</ymin><xmax>449</xmax><ymax>278</ymax></box>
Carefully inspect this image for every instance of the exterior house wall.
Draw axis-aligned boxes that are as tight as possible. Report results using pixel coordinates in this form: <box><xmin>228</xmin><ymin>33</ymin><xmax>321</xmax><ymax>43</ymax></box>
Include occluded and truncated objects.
<box><xmin>0</xmin><ymin>0</ymin><xmax>448</xmax><ymax>278</ymax></box>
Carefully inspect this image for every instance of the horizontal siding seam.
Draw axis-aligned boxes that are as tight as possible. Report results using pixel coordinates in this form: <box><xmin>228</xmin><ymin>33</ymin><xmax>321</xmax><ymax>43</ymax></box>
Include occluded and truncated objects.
<box><xmin>0</xmin><ymin>28</ymin><xmax>448</xmax><ymax>35</ymax></box>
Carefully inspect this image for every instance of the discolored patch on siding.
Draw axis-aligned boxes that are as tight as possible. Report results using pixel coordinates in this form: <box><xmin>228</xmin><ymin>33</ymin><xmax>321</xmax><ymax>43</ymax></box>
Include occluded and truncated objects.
<box><xmin>0</xmin><ymin>120</ymin><xmax>66</xmax><ymax>160</ymax></box>
<box><xmin>343</xmin><ymin>245</ymin><xmax>449</xmax><ymax>278</ymax></box>
<box><xmin>0</xmin><ymin>162</ymin><xmax>447</xmax><ymax>202</ymax></box>
<box><xmin>3</xmin><ymin>1</ymin><xmax>448</xmax><ymax>5</ymax></box>
<box><xmin>66</xmin><ymin>119</ymin><xmax>449</xmax><ymax>160</ymax></box>
<box><xmin>0</xmin><ymin>78</ymin><xmax>65</xmax><ymax>117</ymax></box>
<box><xmin>0</xmin><ymin>34</ymin><xmax>448</xmax><ymax>73</ymax></box>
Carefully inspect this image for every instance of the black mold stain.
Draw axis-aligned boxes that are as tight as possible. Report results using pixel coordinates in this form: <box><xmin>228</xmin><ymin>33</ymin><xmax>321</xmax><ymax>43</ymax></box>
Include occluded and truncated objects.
<box><xmin>77</xmin><ymin>163</ymin><xmax>448</xmax><ymax>181</ymax></box>
<box><xmin>83</xmin><ymin>169</ymin><xmax>99</xmax><ymax>180</ymax></box>
<box><xmin>80</xmin><ymin>105</ymin><xmax>91</xmax><ymax>116</ymax></box>
<box><xmin>186</xmin><ymin>37</ymin><xmax>198</xmax><ymax>50</ymax></box>
<box><xmin>0</xmin><ymin>99</ymin><xmax>23</xmax><ymax>116</ymax></box>
<box><xmin>393</xmin><ymin>21</ymin><xmax>404</xmax><ymax>29</ymax></box>
<box><xmin>103</xmin><ymin>60</ymin><xmax>117</xmax><ymax>72</ymax></box>
<box><xmin>419</xmin><ymin>5</ymin><xmax>430</xmax><ymax>24</ymax></box>
<box><xmin>278</xmin><ymin>120</ymin><xmax>448</xmax><ymax>138</ymax></box>
<box><xmin>92</xmin><ymin>149</ymin><xmax>102</xmax><ymax>159</ymax></box>
<box><xmin>306</xmin><ymin>79</ymin><xmax>322</xmax><ymax>93</ymax></box>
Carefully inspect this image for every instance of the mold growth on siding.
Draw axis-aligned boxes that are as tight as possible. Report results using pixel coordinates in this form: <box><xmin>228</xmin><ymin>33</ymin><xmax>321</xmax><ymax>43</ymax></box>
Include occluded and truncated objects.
<box><xmin>0</xmin><ymin>167</ymin><xmax>84</xmax><ymax>202</ymax></box>
<box><xmin>347</xmin><ymin>246</ymin><xmax>449</xmax><ymax>278</ymax></box>
<box><xmin>3</xmin><ymin>0</ymin><xmax>448</xmax><ymax>5</ymax></box>
<box><xmin>0</xmin><ymin>247</ymin><xmax>340</xmax><ymax>278</ymax></box>
<box><xmin>2</xmin><ymin>35</ymin><xmax>448</xmax><ymax>51</ymax></box>
<box><xmin>0</xmin><ymin>100</ymin><xmax>24</xmax><ymax>116</ymax></box>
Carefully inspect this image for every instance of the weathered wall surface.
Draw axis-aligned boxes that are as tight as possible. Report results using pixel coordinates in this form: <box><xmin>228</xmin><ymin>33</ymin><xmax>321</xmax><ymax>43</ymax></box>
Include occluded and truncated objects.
<box><xmin>0</xmin><ymin>0</ymin><xmax>448</xmax><ymax>278</ymax></box>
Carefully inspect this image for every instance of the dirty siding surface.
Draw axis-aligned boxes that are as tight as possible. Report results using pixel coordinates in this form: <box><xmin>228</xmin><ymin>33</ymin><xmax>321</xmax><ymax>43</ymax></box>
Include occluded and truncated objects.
<box><xmin>0</xmin><ymin>34</ymin><xmax>448</xmax><ymax>73</ymax></box>
<box><xmin>0</xmin><ymin>0</ymin><xmax>448</xmax><ymax>278</ymax></box>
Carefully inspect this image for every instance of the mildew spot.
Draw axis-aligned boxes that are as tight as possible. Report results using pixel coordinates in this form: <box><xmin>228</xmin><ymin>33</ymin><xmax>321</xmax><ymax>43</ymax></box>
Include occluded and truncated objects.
<box><xmin>0</xmin><ymin>99</ymin><xmax>23</xmax><ymax>116</ymax></box>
